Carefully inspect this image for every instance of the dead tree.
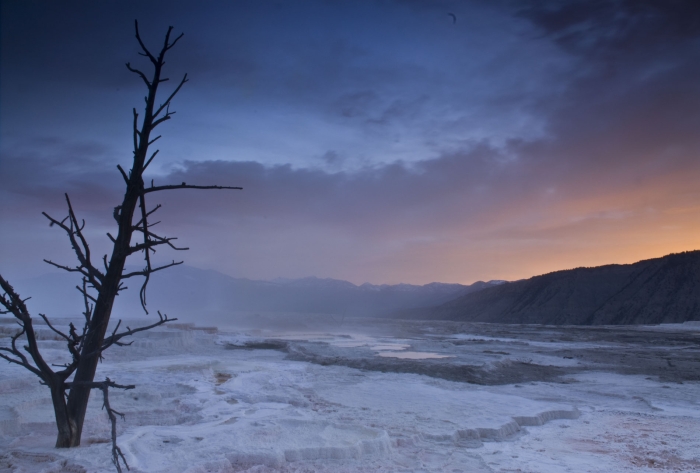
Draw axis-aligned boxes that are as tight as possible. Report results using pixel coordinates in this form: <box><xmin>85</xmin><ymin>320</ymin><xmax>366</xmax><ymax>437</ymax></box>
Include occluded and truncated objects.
<box><xmin>0</xmin><ymin>21</ymin><xmax>240</xmax><ymax>470</ymax></box>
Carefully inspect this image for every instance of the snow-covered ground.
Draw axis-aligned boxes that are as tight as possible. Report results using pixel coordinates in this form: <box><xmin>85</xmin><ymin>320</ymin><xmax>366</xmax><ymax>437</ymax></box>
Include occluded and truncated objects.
<box><xmin>1</xmin><ymin>316</ymin><xmax>699</xmax><ymax>472</ymax></box>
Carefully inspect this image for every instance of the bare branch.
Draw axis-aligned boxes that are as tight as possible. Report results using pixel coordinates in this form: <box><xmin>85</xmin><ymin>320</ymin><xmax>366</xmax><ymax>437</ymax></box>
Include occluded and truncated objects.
<box><xmin>0</xmin><ymin>350</ymin><xmax>43</xmax><ymax>377</ymax></box>
<box><xmin>65</xmin><ymin>195</ymin><xmax>95</xmax><ymax>275</ymax></box>
<box><xmin>0</xmin><ymin>324</ymin><xmax>43</xmax><ymax>377</ymax></box>
<box><xmin>44</xmin><ymin>259</ymin><xmax>90</xmax><ymax>278</ymax></box>
<box><xmin>42</xmin><ymin>212</ymin><xmax>87</xmax><ymax>260</ymax></box>
<box><xmin>125</xmin><ymin>62</ymin><xmax>151</xmax><ymax>88</ymax></box>
<box><xmin>152</xmin><ymin>74</ymin><xmax>188</xmax><ymax>121</ymax></box>
<box><xmin>134</xmin><ymin>20</ymin><xmax>157</xmax><ymax>65</ymax></box>
<box><xmin>103</xmin><ymin>385</ymin><xmax>129</xmax><ymax>473</ymax></box>
<box><xmin>41</xmin><ymin>195</ymin><xmax>105</xmax><ymax>290</ymax></box>
<box><xmin>10</xmin><ymin>329</ymin><xmax>40</xmax><ymax>374</ymax></box>
<box><xmin>104</xmin><ymin>319</ymin><xmax>128</xmax><ymax>350</ymax></box>
<box><xmin>35</xmin><ymin>314</ymin><xmax>81</xmax><ymax>380</ymax></box>
<box><xmin>65</xmin><ymin>378</ymin><xmax>134</xmax><ymax>472</ymax></box>
<box><xmin>38</xmin><ymin>314</ymin><xmax>71</xmax><ymax>342</ymax></box>
<box><xmin>151</xmin><ymin>108</ymin><xmax>173</xmax><ymax>129</ymax></box>
<box><xmin>99</xmin><ymin>311</ymin><xmax>176</xmax><ymax>354</ymax></box>
<box><xmin>80</xmin><ymin>278</ymin><xmax>94</xmax><ymax>324</ymax></box>
<box><xmin>76</xmin><ymin>284</ymin><xmax>97</xmax><ymax>303</ymax></box>
<box><xmin>160</xmin><ymin>25</ymin><xmax>174</xmax><ymax>56</ymax></box>
<box><xmin>136</xmin><ymin>193</ymin><xmax>153</xmax><ymax>312</ymax></box>
<box><xmin>116</xmin><ymin>165</ymin><xmax>129</xmax><ymax>184</ymax></box>
<box><xmin>142</xmin><ymin>149</ymin><xmax>159</xmax><ymax>172</ymax></box>
<box><xmin>165</xmin><ymin>31</ymin><xmax>184</xmax><ymax>51</ymax></box>
<box><xmin>127</xmin><ymin>238</ymin><xmax>174</xmax><ymax>255</ymax></box>
<box><xmin>0</xmin><ymin>276</ymin><xmax>53</xmax><ymax>380</ymax></box>
<box><xmin>143</xmin><ymin>183</ymin><xmax>242</xmax><ymax>194</ymax></box>
<box><xmin>128</xmin><ymin>229</ymin><xmax>188</xmax><ymax>254</ymax></box>
<box><xmin>146</xmin><ymin>204</ymin><xmax>162</xmax><ymax>220</ymax></box>
<box><xmin>3</xmin><ymin>279</ymin><xmax>81</xmax><ymax>380</ymax></box>
<box><xmin>121</xmin><ymin>260</ymin><xmax>183</xmax><ymax>279</ymax></box>
<box><xmin>132</xmin><ymin>108</ymin><xmax>139</xmax><ymax>152</ymax></box>
<box><xmin>132</xmin><ymin>204</ymin><xmax>161</xmax><ymax>228</ymax></box>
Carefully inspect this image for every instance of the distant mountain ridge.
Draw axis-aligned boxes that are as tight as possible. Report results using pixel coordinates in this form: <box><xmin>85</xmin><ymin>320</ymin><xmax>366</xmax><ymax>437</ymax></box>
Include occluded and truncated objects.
<box><xmin>143</xmin><ymin>270</ymin><xmax>504</xmax><ymax>317</ymax></box>
<box><xmin>14</xmin><ymin>267</ymin><xmax>503</xmax><ymax>320</ymax></box>
<box><xmin>395</xmin><ymin>251</ymin><xmax>700</xmax><ymax>325</ymax></box>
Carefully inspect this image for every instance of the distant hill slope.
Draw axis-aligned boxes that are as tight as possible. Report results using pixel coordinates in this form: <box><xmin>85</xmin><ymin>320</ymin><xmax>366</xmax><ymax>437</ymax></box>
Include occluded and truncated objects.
<box><xmin>14</xmin><ymin>266</ymin><xmax>502</xmax><ymax>320</ymax></box>
<box><xmin>396</xmin><ymin>251</ymin><xmax>700</xmax><ymax>325</ymax></box>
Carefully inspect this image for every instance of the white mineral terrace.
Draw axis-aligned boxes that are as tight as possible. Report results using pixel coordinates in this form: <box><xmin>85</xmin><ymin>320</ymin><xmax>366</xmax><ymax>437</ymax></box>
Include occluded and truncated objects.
<box><xmin>1</xmin><ymin>316</ymin><xmax>699</xmax><ymax>472</ymax></box>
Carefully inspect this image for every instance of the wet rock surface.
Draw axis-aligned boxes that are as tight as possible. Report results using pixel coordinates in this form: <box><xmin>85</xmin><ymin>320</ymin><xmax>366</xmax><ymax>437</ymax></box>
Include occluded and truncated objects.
<box><xmin>247</xmin><ymin>319</ymin><xmax>700</xmax><ymax>385</ymax></box>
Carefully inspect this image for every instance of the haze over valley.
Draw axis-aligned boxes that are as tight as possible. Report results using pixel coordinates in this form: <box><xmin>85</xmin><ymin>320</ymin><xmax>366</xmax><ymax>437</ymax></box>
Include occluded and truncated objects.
<box><xmin>16</xmin><ymin>250</ymin><xmax>700</xmax><ymax>328</ymax></box>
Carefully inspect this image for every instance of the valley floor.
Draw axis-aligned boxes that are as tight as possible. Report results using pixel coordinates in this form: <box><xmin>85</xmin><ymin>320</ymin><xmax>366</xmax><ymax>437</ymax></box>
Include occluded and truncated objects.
<box><xmin>1</xmin><ymin>316</ymin><xmax>699</xmax><ymax>472</ymax></box>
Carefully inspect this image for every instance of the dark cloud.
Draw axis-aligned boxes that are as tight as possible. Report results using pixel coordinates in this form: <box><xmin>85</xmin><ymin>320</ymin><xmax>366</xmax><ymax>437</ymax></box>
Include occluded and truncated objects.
<box><xmin>519</xmin><ymin>0</ymin><xmax>700</xmax><ymax>54</ymax></box>
<box><xmin>332</xmin><ymin>91</ymin><xmax>379</xmax><ymax>119</ymax></box>
<box><xmin>0</xmin><ymin>138</ymin><xmax>120</xmax><ymax>207</ymax></box>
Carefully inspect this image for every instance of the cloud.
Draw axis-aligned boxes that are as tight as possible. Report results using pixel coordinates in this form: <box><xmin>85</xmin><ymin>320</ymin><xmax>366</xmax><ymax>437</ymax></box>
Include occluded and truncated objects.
<box><xmin>2</xmin><ymin>1</ymin><xmax>699</xmax><ymax>284</ymax></box>
<box><xmin>2</xmin><ymin>125</ymin><xmax>699</xmax><ymax>284</ymax></box>
<box><xmin>0</xmin><ymin>138</ymin><xmax>123</xmax><ymax>225</ymax></box>
<box><xmin>518</xmin><ymin>0</ymin><xmax>700</xmax><ymax>56</ymax></box>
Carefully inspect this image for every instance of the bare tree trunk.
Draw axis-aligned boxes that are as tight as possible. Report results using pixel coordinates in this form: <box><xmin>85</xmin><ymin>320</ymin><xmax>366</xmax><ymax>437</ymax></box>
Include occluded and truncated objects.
<box><xmin>50</xmin><ymin>382</ymin><xmax>76</xmax><ymax>448</ymax></box>
<box><xmin>65</xmin><ymin>246</ymin><xmax>129</xmax><ymax>445</ymax></box>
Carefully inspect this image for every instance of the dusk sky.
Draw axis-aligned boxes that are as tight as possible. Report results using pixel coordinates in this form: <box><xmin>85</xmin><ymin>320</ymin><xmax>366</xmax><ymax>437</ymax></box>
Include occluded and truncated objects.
<box><xmin>1</xmin><ymin>0</ymin><xmax>700</xmax><ymax>285</ymax></box>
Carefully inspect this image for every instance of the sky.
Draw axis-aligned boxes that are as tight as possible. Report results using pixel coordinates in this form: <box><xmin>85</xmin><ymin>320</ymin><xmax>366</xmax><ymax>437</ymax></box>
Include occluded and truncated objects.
<box><xmin>1</xmin><ymin>0</ymin><xmax>700</xmax><ymax>286</ymax></box>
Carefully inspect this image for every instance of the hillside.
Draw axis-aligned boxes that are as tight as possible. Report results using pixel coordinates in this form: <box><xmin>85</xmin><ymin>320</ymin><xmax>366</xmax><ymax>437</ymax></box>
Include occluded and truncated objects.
<box><xmin>396</xmin><ymin>251</ymin><xmax>700</xmax><ymax>325</ymax></box>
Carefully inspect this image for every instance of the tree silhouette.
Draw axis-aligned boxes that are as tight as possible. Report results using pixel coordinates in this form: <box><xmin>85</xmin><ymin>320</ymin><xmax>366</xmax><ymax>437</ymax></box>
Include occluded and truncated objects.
<box><xmin>0</xmin><ymin>21</ymin><xmax>240</xmax><ymax>471</ymax></box>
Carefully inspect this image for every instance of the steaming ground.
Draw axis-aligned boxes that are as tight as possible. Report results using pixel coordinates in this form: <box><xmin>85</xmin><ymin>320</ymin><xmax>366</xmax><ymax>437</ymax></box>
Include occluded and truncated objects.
<box><xmin>1</xmin><ymin>315</ymin><xmax>699</xmax><ymax>472</ymax></box>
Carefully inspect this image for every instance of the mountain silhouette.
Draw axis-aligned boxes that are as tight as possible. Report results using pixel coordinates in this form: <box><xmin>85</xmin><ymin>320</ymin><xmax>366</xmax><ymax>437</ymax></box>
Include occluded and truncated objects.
<box><xmin>395</xmin><ymin>251</ymin><xmax>700</xmax><ymax>325</ymax></box>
